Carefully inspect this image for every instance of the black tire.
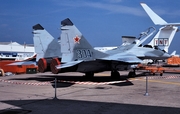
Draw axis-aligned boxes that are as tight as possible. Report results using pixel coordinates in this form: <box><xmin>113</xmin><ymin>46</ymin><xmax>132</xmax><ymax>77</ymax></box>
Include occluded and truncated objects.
<box><xmin>160</xmin><ymin>73</ymin><xmax>163</xmax><ymax>76</ymax></box>
<box><xmin>85</xmin><ymin>72</ymin><xmax>94</xmax><ymax>78</ymax></box>
<box><xmin>128</xmin><ymin>71</ymin><xmax>136</xmax><ymax>77</ymax></box>
<box><xmin>111</xmin><ymin>71</ymin><xmax>120</xmax><ymax>79</ymax></box>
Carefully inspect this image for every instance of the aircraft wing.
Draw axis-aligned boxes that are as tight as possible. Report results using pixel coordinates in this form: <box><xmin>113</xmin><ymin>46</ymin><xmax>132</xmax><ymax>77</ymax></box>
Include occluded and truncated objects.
<box><xmin>56</xmin><ymin>60</ymin><xmax>83</xmax><ymax>69</ymax></box>
<box><xmin>7</xmin><ymin>61</ymin><xmax>37</xmax><ymax>66</ymax></box>
<box><xmin>99</xmin><ymin>54</ymin><xmax>142</xmax><ymax>63</ymax></box>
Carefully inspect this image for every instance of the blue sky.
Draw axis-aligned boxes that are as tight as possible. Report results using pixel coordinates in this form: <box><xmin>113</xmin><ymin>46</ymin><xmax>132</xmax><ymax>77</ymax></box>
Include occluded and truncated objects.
<box><xmin>0</xmin><ymin>0</ymin><xmax>180</xmax><ymax>54</ymax></box>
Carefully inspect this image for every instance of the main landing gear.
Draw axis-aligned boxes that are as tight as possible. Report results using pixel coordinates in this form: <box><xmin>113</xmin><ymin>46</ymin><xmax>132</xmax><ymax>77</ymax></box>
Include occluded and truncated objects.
<box><xmin>111</xmin><ymin>70</ymin><xmax>120</xmax><ymax>79</ymax></box>
<box><xmin>128</xmin><ymin>70</ymin><xmax>136</xmax><ymax>77</ymax></box>
<box><xmin>85</xmin><ymin>72</ymin><xmax>94</xmax><ymax>78</ymax></box>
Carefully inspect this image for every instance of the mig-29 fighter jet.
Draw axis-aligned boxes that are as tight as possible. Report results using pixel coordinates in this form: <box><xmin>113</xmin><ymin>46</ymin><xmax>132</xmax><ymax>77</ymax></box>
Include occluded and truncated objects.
<box><xmin>54</xmin><ymin>18</ymin><xmax>171</xmax><ymax>78</ymax></box>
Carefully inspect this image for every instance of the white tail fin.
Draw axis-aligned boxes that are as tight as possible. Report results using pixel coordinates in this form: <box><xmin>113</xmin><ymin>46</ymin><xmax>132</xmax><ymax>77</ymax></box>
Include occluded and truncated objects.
<box><xmin>60</xmin><ymin>18</ymin><xmax>107</xmax><ymax>63</ymax></box>
<box><xmin>148</xmin><ymin>26</ymin><xmax>178</xmax><ymax>52</ymax></box>
<box><xmin>32</xmin><ymin>24</ymin><xmax>61</xmax><ymax>62</ymax></box>
<box><xmin>140</xmin><ymin>3</ymin><xmax>167</xmax><ymax>25</ymax></box>
<box><xmin>141</xmin><ymin>3</ymin><xmax>180</xmax><ymax>26</ymax></box>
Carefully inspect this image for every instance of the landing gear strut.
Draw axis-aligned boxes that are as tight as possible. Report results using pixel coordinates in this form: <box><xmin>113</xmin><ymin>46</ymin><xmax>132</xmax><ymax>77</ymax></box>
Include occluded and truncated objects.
<box><xmin>111</xmin><ymin>70</ymin><xmax>120</xmax><ymax>79</ymax></box>
<box><xmin>128</xmin><ymin>70</ymin><xmax>136</xmax><ymax>77</ymax></box>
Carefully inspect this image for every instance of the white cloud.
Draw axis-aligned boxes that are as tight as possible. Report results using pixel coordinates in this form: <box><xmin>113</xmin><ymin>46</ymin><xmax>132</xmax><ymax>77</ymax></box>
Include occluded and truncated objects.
<box><xmin>84</xmin><ymin>2</ymin><xmax>144</xmax><ymax>16</ymax></box>
<box><xmin>57</xmin><ymin>1</ymin><xmax>144</xmax><ymax>16</ymax></box>
<box><xmin>54</xmin><ymin>0</ymin><xmax>180</xmax><ymax>17</ymax></box>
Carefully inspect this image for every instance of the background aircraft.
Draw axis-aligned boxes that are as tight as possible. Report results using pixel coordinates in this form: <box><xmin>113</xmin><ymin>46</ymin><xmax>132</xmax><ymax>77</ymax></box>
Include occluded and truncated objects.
<box><xmin>140</xmin><ymin>3</ymin><xmax>180</xmax><ymax>53</ymax></box>
<box><xmin>96</xmin><ymin>2</ymin><xmax>180</xmax><ymax>64</ymax></box>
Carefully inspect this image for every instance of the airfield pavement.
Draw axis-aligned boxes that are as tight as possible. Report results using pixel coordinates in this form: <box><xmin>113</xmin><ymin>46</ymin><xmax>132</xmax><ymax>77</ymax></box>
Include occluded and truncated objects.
<box><xmin>0</xmin><ymin>70</ymin><xmax>180</xmax><ymax>114</ymax></box>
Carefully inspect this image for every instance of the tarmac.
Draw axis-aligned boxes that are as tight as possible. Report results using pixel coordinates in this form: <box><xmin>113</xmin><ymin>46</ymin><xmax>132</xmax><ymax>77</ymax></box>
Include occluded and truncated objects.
<box><xmin>0</xmin><ymin>70</ymin><xmax>180</xmax><ymax>114</ymax></box>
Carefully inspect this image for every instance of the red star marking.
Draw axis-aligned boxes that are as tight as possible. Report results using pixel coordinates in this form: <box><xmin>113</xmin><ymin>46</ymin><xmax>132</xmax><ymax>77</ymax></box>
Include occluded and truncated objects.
<box><xmin>74</xmin><ymin>35</ymin><xmax>81</xmax><ymax>43</ymax></box>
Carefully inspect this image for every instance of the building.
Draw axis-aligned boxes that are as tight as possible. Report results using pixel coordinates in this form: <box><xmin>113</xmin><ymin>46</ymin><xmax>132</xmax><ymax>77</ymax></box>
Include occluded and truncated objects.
<box><xmin>0</xmin><ymin>42</ymin><xmax>35</xmax><ymax>61</ymax></box>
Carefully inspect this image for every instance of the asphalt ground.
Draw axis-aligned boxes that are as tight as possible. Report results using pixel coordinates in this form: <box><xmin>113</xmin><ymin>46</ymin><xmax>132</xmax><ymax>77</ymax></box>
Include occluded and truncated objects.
<box><xmin>0</xmin><ymin>70</ymin><xmax>180</xmax><ymax>114</ymax></box>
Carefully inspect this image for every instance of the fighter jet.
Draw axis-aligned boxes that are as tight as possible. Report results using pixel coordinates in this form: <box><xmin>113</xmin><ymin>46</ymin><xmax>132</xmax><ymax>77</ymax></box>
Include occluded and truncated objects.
<box><xmin>105</xmin><ymin>27</ymin><xmax>171</xmax><ymax>61</ymax></box>
<box><xmin>54</xmin><ymin>18</ymin><xmax>172</xmax><ymax>78</ymax></box>
<box><xmin>32</xmin><ymin>24</ymin><xmax>62</xmax><ymax>73</ymax></box>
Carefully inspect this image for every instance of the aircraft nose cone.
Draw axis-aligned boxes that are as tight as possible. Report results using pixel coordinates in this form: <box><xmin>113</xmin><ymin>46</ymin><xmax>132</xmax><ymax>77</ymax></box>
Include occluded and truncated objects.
<box><xmin>163</xmin><ymin>53</ymin><xmax>171</xmax><ymax>58</ymax></box>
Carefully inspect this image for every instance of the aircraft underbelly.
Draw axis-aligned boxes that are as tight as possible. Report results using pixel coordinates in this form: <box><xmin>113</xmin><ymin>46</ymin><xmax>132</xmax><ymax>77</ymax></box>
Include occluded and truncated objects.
<box><xmin>77</xmin><ymin>61</ymin><xmax>110</xmax><ymax>73</ymax></box>
<box><xmin>111</xmin><ymin>61</ymin><xmax>132</xmax><ymax>71</ymax></box>
<box><xmin>113</xmin><ymin>64</ymin><xmax>131</xmax><ymax>71</ymax></box>
<box><xmin>76</xmin><ymin>60</ymin><xmax>133</xmax><ymax>73</ymax></box>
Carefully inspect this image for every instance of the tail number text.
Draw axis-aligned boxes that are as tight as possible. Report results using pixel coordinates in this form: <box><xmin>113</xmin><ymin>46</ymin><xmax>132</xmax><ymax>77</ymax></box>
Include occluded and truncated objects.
<box><xmin>76</xmin><ymin>49</ymin><xmax>92</xmax><ymax>59</ymax></box>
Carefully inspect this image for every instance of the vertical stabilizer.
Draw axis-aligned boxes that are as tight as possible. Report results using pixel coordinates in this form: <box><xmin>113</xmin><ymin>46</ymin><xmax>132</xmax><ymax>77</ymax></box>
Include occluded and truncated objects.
<box><xmin>60</xmin><ymin>18</ymin><xmax>107</xmax><ymax>62</ymax></box>
<box><xmin>148</xmin><ymin>26</ymin><xmax>178</xmax><ymax>52</ymax></box>
<box><xmin>32</xmin><ymin>24</ymin><xmax>61</xmax><ymax>61</ymax></box>
<box><xmin>140</xmin><ymin>3</ymin><xmax>167</xmax><ymax>25</ymax></box>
